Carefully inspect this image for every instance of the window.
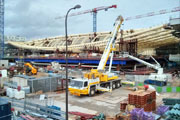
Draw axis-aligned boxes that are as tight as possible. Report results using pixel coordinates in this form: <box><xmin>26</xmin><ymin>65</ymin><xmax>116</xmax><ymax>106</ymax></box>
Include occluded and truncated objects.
<box><xmin>69</xmin><ymin>80</ymin><xmax>83</xmax><ymax>88</ymax></box>
<box><xmin>84</xmin><ymin>81</ymin><xmax>88</xmax><ymax>87</ymax></box>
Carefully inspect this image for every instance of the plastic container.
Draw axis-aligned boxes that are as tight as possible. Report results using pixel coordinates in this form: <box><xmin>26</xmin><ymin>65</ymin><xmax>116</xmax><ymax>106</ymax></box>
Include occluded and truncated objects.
<box><xmin>7</xmin><ymin>88</ymin><xmax>15</xmax><ymax>98</ymax></box>
<box><xmin>6</xmin><ymin>87</ymin><xmax>11</xmax><ymax>97</ymax></box>
<box><xmin>14</xmin><ymin>90</ymin><xmax>25</xmax><ymax>99</ymax></box>
<box><xmin>21</xmin><ymin>86</ymin><xmax>30</xmax><ymax>94</ymax></box>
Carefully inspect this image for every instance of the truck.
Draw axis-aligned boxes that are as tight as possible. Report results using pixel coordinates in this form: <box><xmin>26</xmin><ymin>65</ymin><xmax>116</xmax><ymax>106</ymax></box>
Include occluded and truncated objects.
<box><xmin>69</xmin><ymin>15</ymin><xmax>124</xmax><ymax>96</ymax></box>
<box><xmin>121</xmin><ymin>52</ymin><xmax>168</xmax><ymax>86</ymax></box>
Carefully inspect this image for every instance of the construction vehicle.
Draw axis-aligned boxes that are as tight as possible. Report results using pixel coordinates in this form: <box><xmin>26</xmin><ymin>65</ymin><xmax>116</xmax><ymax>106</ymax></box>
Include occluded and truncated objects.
<box><xmin>69</xmin><ymin>15</ymin><xmax>124</xmax><ymax>96</ymax></box>
<box><xmin>24</xmin><ymin>63</ymin><xmax>37</xmax><ymax>75</ymax></box>
<box><xmin>121</xmin><ymin>52</ymin><xmax>168</xmax><ymax>86</ymax></box>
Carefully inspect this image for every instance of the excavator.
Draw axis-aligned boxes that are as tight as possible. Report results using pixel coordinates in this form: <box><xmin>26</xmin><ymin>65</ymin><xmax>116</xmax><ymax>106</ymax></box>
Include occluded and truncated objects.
<box><xmin>24</xmin><ymin>63</ymin><xmax>37</xmax><ymax>75</ymax></box>
<box><xmin>69</xmin><ymin>15</ymin><xmax>124</xmax><ymax>96</ymax></box>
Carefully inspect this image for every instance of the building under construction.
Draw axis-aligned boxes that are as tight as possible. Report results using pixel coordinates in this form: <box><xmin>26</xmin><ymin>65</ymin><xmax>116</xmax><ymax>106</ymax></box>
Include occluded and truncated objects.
<box><xmin>5</xmin><ymin>19</ymin><xmax>180</xmax><ymax>72</ymax></box>
<box><xmin>0</xmin><ymin>1</ymin><xmax>180</xmax><ymax>120</ymax></box>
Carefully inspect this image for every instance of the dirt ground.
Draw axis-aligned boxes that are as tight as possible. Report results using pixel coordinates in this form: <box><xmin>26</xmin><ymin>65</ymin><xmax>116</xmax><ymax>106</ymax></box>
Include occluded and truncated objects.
<box><xmin>38</xmin><ymin>87</ymin><xmax>180</xmax><ymax>117</ymax></box>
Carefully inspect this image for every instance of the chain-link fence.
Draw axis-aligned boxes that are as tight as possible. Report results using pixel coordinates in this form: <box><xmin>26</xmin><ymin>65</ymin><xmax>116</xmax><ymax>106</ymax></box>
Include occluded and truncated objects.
<box><xmin>28</xmin><ymin>76</ymin><xmax>66</xmax><ymax>93</ymax></box>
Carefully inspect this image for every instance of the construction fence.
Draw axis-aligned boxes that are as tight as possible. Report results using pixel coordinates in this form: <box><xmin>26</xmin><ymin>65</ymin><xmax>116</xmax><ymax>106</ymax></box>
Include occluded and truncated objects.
<box><xmin>3</xmin><ymin>97</ymin><xmax>66</xmax><ymax>120</ymax></box>
<box><xmin>28</xmin><ymin>76</ymin><xmax>66</xmax><ymax>93</ymax></box>
<box><xmin>138</xmin><ymin>83</ymin><xmax>180</xmax><ymax>93</ymax></box>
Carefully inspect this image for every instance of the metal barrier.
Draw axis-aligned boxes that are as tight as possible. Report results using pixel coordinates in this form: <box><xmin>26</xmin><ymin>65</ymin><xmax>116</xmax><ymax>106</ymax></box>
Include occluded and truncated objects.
<box><xmin>28</xmin><ymin>76</ymin><xmax>66</xmax><ymax>93</ymax></box>
<box><xmin>155</xmin><ymin>86</ymin><xmax>180</xmax><ymax>93</ymax></box>
<box><xmin>137</xmin><ymin>82</ymin><xmax>180</xmax><ymax>93</ymax></box>
<box><xmin>9</xmin><ymin>98</ymin><xmax>65</xmax><ymax>120</ymax></box>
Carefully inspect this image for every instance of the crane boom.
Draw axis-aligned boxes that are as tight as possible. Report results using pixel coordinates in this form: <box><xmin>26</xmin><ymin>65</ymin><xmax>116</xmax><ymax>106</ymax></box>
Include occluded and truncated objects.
<box><xmin>55</xmin><ymin>5</ymin><xmax>117</xmax><ymax>33</ymax></box>
<box><xmin>97</xmin><ymin>16</ymin><xmax>124</xmax><ymax>70</ymax></box>
<box><xmin>56</xmin><ymin>5</ymin><xmax>117</xmax><ymax>19</ymax></box>
<box><xmin>125</xmin><ymin>6</ymin><xmax>180</xmax><ymax>21</ymax></box>
<box><xmin>122</xmin><ymin>53</ymin><xmax>163</xmax><ymax>74</ymax></box>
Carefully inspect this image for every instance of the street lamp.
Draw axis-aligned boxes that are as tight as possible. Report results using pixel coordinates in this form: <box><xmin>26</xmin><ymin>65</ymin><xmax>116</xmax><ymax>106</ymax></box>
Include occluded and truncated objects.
<box><xmin>65</xmin><ymin>4</ymin><xmax>81</xmax><ymax>120</ymax></box>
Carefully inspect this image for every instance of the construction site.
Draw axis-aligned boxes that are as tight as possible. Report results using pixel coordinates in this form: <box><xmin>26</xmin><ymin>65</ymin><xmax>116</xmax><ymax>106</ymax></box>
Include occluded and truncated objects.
<box><xmin>0</xmin><ymin>0</ymin><xmax>180</xmax><ymax>120</ymax></box>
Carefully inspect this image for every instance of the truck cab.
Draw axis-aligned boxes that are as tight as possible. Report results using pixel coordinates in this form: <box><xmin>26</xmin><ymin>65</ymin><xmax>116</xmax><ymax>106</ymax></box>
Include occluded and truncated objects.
<box><xmin>69</xmin><ymin>78</ymin><xmax>89</xmax><ymax>96</ymax></box>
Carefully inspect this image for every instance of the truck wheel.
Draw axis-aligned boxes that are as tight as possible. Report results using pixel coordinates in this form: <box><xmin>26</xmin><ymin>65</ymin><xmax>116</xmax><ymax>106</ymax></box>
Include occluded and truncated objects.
<box><xmin>116</xmin><ymin>82</ymin><xmax>120</xmax><ymax>88</ymax></box>
<box><xmin>89</xmin><ymin>88</ymin><xmax>95</xmax><ymax>96</ymax></box>
<box><xmin>112</xmin><ymin>83</ymin><xmax>116</xmax><ymax>89</ymax></box>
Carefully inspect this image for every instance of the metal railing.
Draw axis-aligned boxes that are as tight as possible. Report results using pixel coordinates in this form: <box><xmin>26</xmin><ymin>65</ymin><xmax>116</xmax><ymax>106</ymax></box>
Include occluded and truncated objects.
<box><xmin>7</xmin><ymin>98</ymin><xmax>66</xmax><ymax>120</ymax></box>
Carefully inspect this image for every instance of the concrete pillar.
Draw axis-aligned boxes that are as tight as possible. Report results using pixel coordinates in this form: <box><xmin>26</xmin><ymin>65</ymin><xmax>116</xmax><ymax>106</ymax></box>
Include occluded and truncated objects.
<box><xmin>134</xmin><ymin>64</ymin><xmax>137</xmax><ymax>71</ymax></box>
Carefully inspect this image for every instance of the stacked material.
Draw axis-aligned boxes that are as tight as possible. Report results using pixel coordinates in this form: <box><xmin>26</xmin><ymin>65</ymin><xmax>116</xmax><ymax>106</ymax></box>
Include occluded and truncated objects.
<box><xmin>157</xmin><ymin>106</ymin><xmax>169</xmax><ymax>115</ymax></box>
<box><xmin>120</xmin><ymin>102</ymin><xmax>128</xmax><ymax>111</ymax></box>
<box><xmin>163</xmin><ymin>98</ymin><xmax>180</xmax><ymax>105</ymax></box>
<box><xmin>116</xmin><ymin>112</ymin><xmax>131</xmax><ymax>120</ymax></box>
<box><xmin>6</xmin><ymin>88</ymin><xmax>25</xmax><ymax>99</ymax></box>
<box><xmin>130</xmin><ymin>108</ymin><xmax>155</xmax><ymax>120</ymax></box>
<box><xmin>128</xmin><ymin>90</ymin><xmax>156</xmax><ymax>112</ymax></box>
<box><xmin>165</xmin><ymin>104</ymin><xmax>180</xmax><ymax>120</ymax></box>
<box><xmin>14</xmin><ymin>90</ymin><xmax>25</xmax><ymax>99</ymax></box>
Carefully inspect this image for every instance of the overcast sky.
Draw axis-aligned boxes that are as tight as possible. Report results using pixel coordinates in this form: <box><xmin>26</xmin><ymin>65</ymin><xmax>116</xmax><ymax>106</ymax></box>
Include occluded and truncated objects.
<box><xmin>5</xmin><ymin>0</ymin><xmax>179</xmax><ymax>40</ymax></box>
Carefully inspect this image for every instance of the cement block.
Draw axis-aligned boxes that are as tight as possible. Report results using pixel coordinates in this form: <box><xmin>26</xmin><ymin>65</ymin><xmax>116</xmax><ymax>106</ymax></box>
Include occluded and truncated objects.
<box><xmin>12</xmin><ymin>77</ymin><xmax>28</xmax><ymax>87</ymax></box>
<box><xmin>0</xmin><ymin>60</ymin><xmax>9</xmax><ymax>68</ymax></box>
<box><xmin>0</xmin><ymin>77</ymin><xmax>8</xmax><ymax>88</ymax></box>
<box><xmin>0</xmin><ymin>70</ymin><xmax>7</xmax><ymax>77</ymax></box>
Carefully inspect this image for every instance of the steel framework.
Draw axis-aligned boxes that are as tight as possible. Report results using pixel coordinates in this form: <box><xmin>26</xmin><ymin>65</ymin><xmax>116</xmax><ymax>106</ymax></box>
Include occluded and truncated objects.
<box><xmin>8</xmin><ymin>24</ymin><xmax>180</xmax><ymax>56</ymax></box>
<box><xmin>0</xmin><ymin>0</ymin><xmax>4</xmax><ymax>59</ymax></box>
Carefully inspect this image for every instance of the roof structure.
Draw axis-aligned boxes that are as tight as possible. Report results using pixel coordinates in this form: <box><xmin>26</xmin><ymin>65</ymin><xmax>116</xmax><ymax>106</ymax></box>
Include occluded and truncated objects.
<box><xmin>7</xmin><ymin>24</ymin><xmax>179</xmax><ymax>55</ymax></box>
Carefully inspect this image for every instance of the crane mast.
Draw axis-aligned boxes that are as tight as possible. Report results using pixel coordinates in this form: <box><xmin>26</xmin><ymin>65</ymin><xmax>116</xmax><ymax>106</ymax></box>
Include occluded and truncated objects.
<box><xmin>97</xmin><ymin>16</ymin><xmax>124</xmax><ymax>71</ymax></box>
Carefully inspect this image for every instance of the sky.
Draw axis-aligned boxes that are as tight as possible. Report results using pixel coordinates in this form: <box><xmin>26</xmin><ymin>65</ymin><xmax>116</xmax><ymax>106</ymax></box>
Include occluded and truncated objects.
<box><xmin>5</xmin><ymin>0</ymin><xmax>180</xmax><ymax>40</ymax></box>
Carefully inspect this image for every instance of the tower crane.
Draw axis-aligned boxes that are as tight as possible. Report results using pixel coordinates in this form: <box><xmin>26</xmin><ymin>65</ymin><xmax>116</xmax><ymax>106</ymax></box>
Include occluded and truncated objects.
<box><xmin>56</xmin><ymin>5</ymin><xmax>117</xmax><ymax>33</ymax></box>
<box><xmin>125</xmin><ymin>6</ymin><xmax>180</xmax><ymax>21</ymax></box>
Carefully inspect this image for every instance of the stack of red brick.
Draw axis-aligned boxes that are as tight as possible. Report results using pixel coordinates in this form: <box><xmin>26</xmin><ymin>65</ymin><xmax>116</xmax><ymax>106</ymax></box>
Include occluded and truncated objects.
<box><xmin>128</xmin><ymin>90</ymin><xmax>156</xmax><ymax>112</ymax></box>
<box><xmin>120</xmin><ymin>102</ymin><xmax>128</xmax><ymax>111</ymax></box>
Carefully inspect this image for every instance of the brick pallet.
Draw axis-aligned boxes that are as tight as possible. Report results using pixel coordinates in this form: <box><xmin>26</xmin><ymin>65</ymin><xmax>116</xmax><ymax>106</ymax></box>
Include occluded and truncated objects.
<box><xmin>120</xmin><ymin>102</ymin><xmax>128</xmax><ymax>111</ymax></box>
<box><xmin>128</xmin><ymin>90</ymin><xmax>156</xmax><ymax>112</ymax></box>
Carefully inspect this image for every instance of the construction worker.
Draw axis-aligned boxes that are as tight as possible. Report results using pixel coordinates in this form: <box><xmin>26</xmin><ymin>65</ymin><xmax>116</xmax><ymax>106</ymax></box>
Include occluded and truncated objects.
<box><xmin>144</xmin><ymin>85</ymin><xmax>149</xmax><ymax>91</ymax></box>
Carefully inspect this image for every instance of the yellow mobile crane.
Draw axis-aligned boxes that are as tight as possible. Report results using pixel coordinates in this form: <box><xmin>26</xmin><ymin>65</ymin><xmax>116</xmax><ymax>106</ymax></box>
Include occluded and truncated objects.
<box><xmin>69</xmin><ymin>16</ymin><xmax>124</xmax><ymax>96</ymax></box>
